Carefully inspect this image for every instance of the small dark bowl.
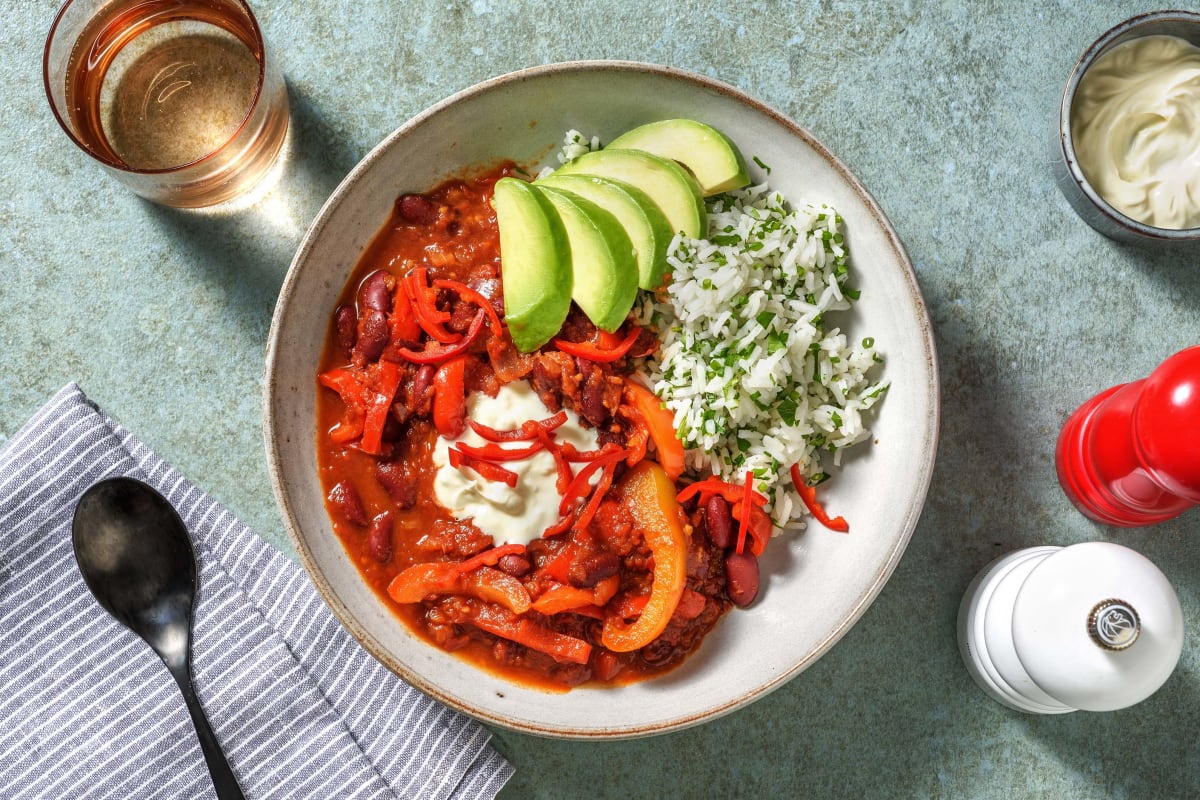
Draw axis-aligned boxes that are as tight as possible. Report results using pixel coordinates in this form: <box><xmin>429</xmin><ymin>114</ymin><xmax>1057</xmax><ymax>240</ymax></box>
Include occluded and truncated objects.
<box><xmin>1055</xmin><ymin>10</ymin><xmax>1200</xmax><ymax>244</ymax></box>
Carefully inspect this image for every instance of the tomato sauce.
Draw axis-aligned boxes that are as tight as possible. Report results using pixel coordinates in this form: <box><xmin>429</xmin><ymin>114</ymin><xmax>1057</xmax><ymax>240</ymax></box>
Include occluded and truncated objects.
<box><xmin>315</xmin><ymin>164</ymin><xmax>738</xmax><ymax>690</ymax></box>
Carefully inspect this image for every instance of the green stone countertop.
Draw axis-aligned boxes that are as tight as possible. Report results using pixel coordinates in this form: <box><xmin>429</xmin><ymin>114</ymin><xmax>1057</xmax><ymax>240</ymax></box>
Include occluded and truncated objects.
<box><xmin>5</xmin><ymin>1</ymin><xmax>1200</xmax><ymax>797</ymax></box>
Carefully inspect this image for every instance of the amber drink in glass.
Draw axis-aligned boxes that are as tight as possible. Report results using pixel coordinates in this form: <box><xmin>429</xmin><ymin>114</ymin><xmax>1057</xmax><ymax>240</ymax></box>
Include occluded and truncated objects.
<box><xmin>44</xmin><ymin>0</ymin><xmax>289</xmax><ymax>208</ymax></box>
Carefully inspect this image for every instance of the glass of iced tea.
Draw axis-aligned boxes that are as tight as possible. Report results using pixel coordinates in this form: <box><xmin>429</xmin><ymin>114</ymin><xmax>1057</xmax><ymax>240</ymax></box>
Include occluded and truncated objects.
<box><xmin>43</xmin><ymin>0</ymin><xmax>289</xmax><ymax>208</ymax></box>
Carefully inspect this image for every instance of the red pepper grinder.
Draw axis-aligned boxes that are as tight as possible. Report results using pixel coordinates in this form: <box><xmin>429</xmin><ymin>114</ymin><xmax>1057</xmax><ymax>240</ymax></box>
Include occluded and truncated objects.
<box><xmin>1056</xmin><ymin>346</ymin><xmax>1200</xmax><ymax>527</ymax></box>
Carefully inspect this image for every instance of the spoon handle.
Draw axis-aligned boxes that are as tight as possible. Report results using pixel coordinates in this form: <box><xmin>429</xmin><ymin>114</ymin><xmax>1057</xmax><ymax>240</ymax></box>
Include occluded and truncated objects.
<box><xmin>169</xmin><ymin>664</ymin><xmax>247</xmax><ymax>800</ymax></box>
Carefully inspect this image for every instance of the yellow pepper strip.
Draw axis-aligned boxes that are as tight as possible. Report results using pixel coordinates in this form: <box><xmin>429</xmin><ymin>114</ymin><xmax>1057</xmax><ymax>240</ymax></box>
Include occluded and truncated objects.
<box><xmin>601</xmin><ymin>461</ymin><xmax>688</xmax><ymax>652</ymax></box>
<box><xmin>387</xmin><ymin>562</ymin><xmax>531</xmax><ymax>614</ymax></box>
<box><xmin>625</xmin><ymin>384</ymin><xmax>685</xmax><ymax>480</ymax></box>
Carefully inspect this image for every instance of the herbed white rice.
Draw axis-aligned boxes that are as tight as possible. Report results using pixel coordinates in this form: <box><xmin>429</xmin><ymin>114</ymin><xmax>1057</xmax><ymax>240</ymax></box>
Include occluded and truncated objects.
<box><xmin>550</xmin><ymin>130</ymin><xmax>888</xmax><ymax>531</ymax></box>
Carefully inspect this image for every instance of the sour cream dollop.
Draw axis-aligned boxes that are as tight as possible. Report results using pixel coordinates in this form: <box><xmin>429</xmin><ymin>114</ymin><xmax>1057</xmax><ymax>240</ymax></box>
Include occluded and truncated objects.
<box><xmin>433</xmin><ymin>381</ymin><xmax>598</xmax><ymax>546</ymax></box>
<box><xmin>1072</xmin><ymin>35</ymin><xmax>1200</xmax><ymax>229</ymax></box>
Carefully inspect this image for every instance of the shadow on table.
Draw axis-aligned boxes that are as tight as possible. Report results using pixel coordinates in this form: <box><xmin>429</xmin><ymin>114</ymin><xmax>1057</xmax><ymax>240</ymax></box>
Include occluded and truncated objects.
<box><xmin>1115</xmin><ymin>241</ymin><xmax>1200</xmax><ymax>315</ymax></box>
<box><xmin>1020</xmin><ymin>671</ymin><xmax>1200</xmax><ymax>795</ymax></box>
<box><xmin>137</xmin><ymin>83</ymin><xmax>364</xmax><ymax>335</ymax></box>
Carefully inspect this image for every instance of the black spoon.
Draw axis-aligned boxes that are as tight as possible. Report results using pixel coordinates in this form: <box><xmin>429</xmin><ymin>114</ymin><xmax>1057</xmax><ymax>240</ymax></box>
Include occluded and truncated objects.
<box><xmin>72</xmin><ymin>476</ymin><xmax>246</xmax><ymax>800</ymax></box>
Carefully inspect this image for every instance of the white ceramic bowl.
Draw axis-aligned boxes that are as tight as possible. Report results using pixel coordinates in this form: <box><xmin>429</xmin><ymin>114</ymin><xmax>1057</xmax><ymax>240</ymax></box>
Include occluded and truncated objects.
<box><xmin>264</xmin><ymin>61</ymin><xmax>939</xmax><ymax>738</ymax></box>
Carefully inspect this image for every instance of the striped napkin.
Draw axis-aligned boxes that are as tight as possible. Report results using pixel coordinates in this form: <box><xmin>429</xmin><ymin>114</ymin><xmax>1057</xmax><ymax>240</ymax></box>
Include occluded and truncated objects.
<box><xmin>0</xmin><ymin>384</ymin><xmax>512</xmax><ymax>799</ymax></box>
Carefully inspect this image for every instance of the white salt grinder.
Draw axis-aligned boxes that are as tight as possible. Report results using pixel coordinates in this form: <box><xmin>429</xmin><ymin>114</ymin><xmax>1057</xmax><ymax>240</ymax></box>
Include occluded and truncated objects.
<box><xmin>957</xmin><ymin>542</ymin><xmax>1183</xmax><ymax>713</ymax></box>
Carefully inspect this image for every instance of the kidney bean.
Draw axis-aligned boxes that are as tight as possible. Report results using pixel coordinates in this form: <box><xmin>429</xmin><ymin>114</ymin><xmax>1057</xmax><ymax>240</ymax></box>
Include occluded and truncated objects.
<box><xmin>367</xmin><ymin>511</ymin><xmax>394</xmax><ymax>563</ymax></box>
<box><xmin>724</xmin><ymin>550</ymin><xmax>759</xmax><ymax>608</ymax></box>
<box><xmin>375</xmin><ymin>461</ymin><xmax>417</xmax><ymax>509</ymax></box>
<box><xmin>328</xmin><ymin>481</ymin><xmax>367</xmax><ymax>527</ymax></box>
<box><xmin>359</xmin><ymin>270</ymin><xmax>393</xmax><ymax>313</ymax></box>
<box><xmin>355</xmin><ymin>309</ymin><xmax>389</xmax><ymax>363</ymax></box>
<box><xmin>705</xmin><ymin>495</ymin><xmax>733</xmax><ymax>549</ymax></box>
<box><xmin>396</xmin><ymin>193</ymin><xmax>438</xmax><ymax>225</ymax></box>
<box><xmin>411</xmin><ymin>364</ymin><xmax>436</xmax><ymax>412</ymax></box>
<box><xmin>334</xmin><ymin>305</ymin><xmax>357</xmax><ymax>357</ymax></box>
<box><xmin>496</xmin><ymin>554</ymin><xmax>532</xmax><ymax>577</ymax></box>
<box><xmin>568</xmin><ymin>551</ymin><xmax>621</xmax><ymax>588</ymax></box>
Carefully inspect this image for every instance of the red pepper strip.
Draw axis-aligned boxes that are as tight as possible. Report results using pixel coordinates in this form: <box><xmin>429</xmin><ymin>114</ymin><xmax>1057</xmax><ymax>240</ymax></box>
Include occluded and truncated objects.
<box><xmin>624</xmin><ymin>384</ymin><xmax>685</xmax><ymax>480</ymax></box>
<box><xmin>318</xmin><ymin>367</ymin><xmax>362</xmax><ymax>400</ymax></box>
<box><xmin>593</xmin><ymin>574</ymin><xmax>620</xmax><ymax>605</ymax></box>
<box><xmin>535</xmin><ymin>427</ymin><xmax>574</xmax><ymax>496</ymax></box>
<box><xmin>542</xmin><ymin>513</ymin><xmax>574</xmax><ymax>538</ymax></box>
<box><xmin>790</xmin><ymin>464</ymin><xmax>850</xmax><ymax>533</ymax></box>
<box><xmin>558</xmin><ymin>442</ymin><xmax>608</xmax><ymax>462</ymax></box>
<box><xmin>449</xmin><ymin>447</ymin><xmax>518</xmax><ymax>487</ymax></box>
<box><xmin>456</xmin><ymin>440</ymin><xmax>544</xmax><ymax>462</ymax></box>
<box><xmin>552</xmin><ymin>327</ymin><xmax>642</xmax><ymax>363</ymax></box>
<box><xmin>573</xmin><ymin>457</ymin><xmax>621</xmax><ymax>533</ymax></box>
<box><xmin>396</xmin><ymin>310</ymin><xmax>485</xmax><ymax>364</ymax></box>
<box><xmin>596</xmin><ymin>329</ymin><xmax>622</xmax><ymax>349</ymax></box>
<box><xmin>541</xmin><ymin>539</ymin><xmax>580</xmax><ymax>582</ymax></box>
<box><xmin>729</xmin><ymin>503</ymin><xmax>773</xmax><ymax>557</ymax></box>
<box><xmin>406</xmin><ymin>267</ymin><xmax>451</xmax><ymax>324</ymax></box>
<box><xmin>530</xmin><ymin>585</ymin><xmax>598</xmax><ymax>615</ymax></box>
<box><xmin>432</xmin><ymin>356</ymin><xmax>468</xmax><ymax>438</ymax></box>
<box><xmin>360</xmin><ymin>360</ymin><xmax>403</xmax><ymax>455</ymax></box>
<box><xmin>472</xmin><ymin>604</ymin><xmax>593</xmax><ymax>665</ymax></box>
<box><xmin>558</xmin><ymin>446</ymin><xmax>626</xmax><ymax>515</ymax></box>
<box><xmin>389</xmin><ymin>286</ymin><xmax>422</xmax><ymax>343</ymax></box>
<box><xmin>612</xmin><ymin>593</ymin><xmax>650</xmax><ymax>622</ymax></box>
<box><xmin>530</xmin><ymin>575</ymin><xmax>619</xmax><ymax>615</ymax></box>
<box><xmin>453</xmin><ymin>543</ymin><xmax>527</xmax><ymax>574</ymax></box>
<box><xmin>469</xmin><ymin>411</ymin><xmax>568</xmax><ymax>442</ymax></box>
<box><xmin>676</xmin><ymin>477</ymin><xmax>769</xmax><ymax>507</ymax></box>
<box><xmin>433</xmin><ymin>279</ymin><xmax>504</xmax><ymax>337</ymax></box>
<box><xmin>735</xmin><ymin>470</ymin><xmax>754</xmax><ymax>554</ymax></box>
<box><xmin>318</xmin><ymin>368</ymin><xmax>366</xmax><ymax>444</ymax></box>
<box><xmin>403</xmin><ymin>268</ymin><xmax>459</xmax><ymax>344</ymax></box>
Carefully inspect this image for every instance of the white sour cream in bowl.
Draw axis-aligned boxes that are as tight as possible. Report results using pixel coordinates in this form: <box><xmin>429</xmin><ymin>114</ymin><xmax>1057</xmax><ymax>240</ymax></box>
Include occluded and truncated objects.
<box><xmin>1072</xmin><ymin>34</ymin><xmax>1200</xmax><ymax>229</ymax></box>
<box><xmin>432</xmin><ymin>381</ymin><xmax>599</xmax><ymax>546</ymax></box>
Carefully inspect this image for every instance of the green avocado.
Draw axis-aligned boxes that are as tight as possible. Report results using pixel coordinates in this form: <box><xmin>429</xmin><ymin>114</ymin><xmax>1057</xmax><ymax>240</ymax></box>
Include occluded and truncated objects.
<box><xmin>537</xmin><ymin>173</ymin><xmax>673</xmax><ymax>290</ymax></box>
<box><xmin>537</xmin><ymin>185</ymin><xmax>639</xmax><ymax>332</ymax></box>
<box><xmin>607</xmin><ymin>119</ymin><xmax>751</xmax><ymax>196</ymax></box>
<box><xmin>492</xmin><ymin>177</ymin><xmax>572</xmax><ymax>352</ymax></box>
<box><xmin>555</xmin><ymin>148</ymin><xmax>706</xmax><ymax>239</ymax></box>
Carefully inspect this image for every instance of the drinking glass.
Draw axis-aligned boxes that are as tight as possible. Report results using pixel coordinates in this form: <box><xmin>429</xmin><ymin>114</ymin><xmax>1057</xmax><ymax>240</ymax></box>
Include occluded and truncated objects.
<box><xmin>44</xmin><ymin>0</ymin><xmax>289</xmax><ymax>208</ymax></box>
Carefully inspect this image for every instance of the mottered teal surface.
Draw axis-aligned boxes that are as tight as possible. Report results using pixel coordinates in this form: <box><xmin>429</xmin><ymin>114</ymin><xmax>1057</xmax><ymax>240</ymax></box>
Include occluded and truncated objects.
<box><xmin>4</xmin><ymin>1</ymin><xmax>1199</xmax><ymax>797</ymax></box>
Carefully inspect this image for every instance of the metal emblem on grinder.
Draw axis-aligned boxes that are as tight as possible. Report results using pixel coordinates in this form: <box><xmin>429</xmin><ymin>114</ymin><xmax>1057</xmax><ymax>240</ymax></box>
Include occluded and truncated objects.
<box><xmin>1088</xmin><ymin>599</ymin><xmax>1140</xmax><ymax>651</ymax></box>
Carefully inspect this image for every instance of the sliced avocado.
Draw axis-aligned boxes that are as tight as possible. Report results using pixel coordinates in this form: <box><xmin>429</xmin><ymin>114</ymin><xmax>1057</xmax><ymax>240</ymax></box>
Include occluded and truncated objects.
<box><xmin>555</xmin><ymin>149</ymin><xmax>706</xmax><ymax>239</ymax></box>
<box><xmin>608</xmin><ymin>119</ymin><xmax>751</xmax><ymax>196</ymax></box>
<box><xmin>537</xmin><ymin>173</ymin><xmax>673</xmax><ymax>290</ymax></box>
<box><xmin>492</xmin><ymin>177</ymin><xmax>572</xmax><ymax>352</ymax></box>
<box><xmin>537</xmin><ymin>185</ymin><xmax>639</xmax><ymax>332</ymax></box>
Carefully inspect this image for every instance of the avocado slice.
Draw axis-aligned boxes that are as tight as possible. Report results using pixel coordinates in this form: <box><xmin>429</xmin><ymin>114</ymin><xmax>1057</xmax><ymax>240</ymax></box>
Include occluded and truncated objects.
<box><xmin>555</xmin><ymin>149</ymin><xmax>706</xmax><ymax>239</ymax></box>
<box><xmin>537</xmin><ymin>185</ymin><xmax>639</xmax><ymax>332</ymax></box>
<box><xmin>492</xmin><ymin>177</ymin><xmax>572</xmax><ymax>352</ymax></box>
<box><xmin>537</xmin><ymin>173</ymin><xmax>673</xmax><ymax>290</ymax></box>
<box><xmin>608</xmin><ymin>119</ymin><xmax>751</xmax><ymax>196</ymax></box>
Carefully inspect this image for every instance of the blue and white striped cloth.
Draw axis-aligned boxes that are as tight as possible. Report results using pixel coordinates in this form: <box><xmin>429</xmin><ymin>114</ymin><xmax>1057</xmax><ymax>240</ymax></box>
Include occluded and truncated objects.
<box><xmin>0</xmin><ymin>384</ymin><xmax>513</xmax><ymax>799</ymax></box>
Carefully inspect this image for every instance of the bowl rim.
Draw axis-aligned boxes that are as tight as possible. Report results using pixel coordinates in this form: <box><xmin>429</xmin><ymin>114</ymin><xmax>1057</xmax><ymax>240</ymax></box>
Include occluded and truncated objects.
<box><xmin>1057</xmin><ymin>10</ymin><xmax>1200</xmax><ymax>240</ymax></box>
<box><xmin>263</xmin><ymin>59</ymin><xmax>940</xmax><ymax>738</ymax></box>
